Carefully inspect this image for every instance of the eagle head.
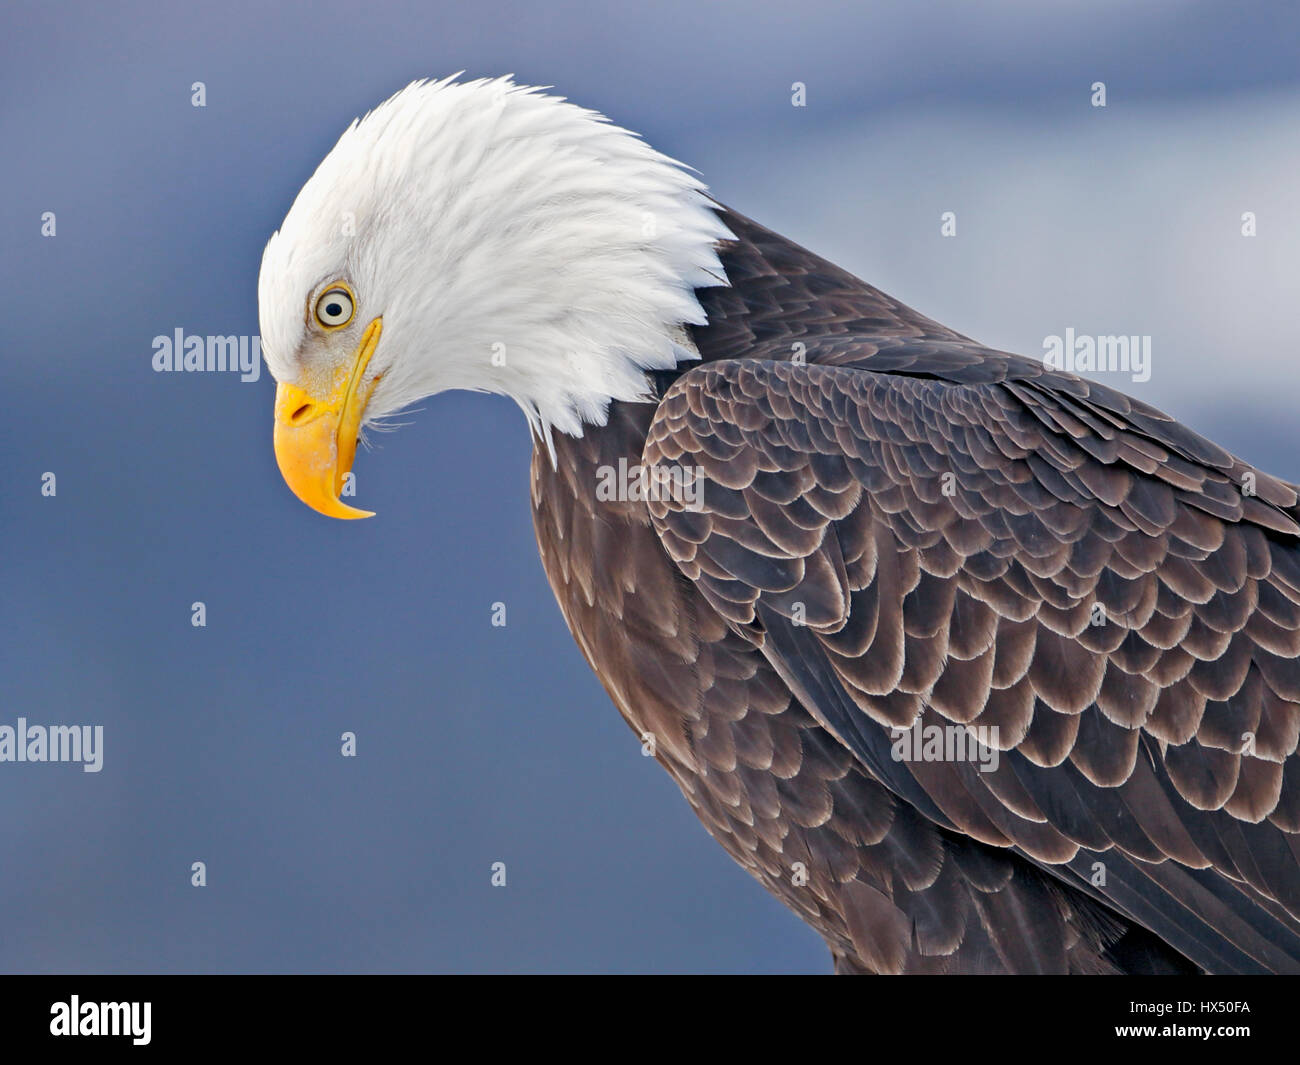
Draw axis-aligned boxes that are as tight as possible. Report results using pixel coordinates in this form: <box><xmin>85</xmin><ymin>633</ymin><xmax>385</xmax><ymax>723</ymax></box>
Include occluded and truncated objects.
<box><xmin>256</xmin><ymin>75</ymin><xmax>729</xmax><ymax>517</ymax></box>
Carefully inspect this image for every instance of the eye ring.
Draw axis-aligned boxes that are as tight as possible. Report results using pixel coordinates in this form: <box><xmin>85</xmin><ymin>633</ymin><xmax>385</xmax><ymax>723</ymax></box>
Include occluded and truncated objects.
<box><xmin>314</xmin><ymin>284</ymin><xmax>356</xmax><ymax>329</ymax></box>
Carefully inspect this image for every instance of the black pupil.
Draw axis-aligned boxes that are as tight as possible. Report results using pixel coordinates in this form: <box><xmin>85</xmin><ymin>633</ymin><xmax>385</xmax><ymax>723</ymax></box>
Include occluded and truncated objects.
<box><xmin>326</xmin><ymin>302</ymin><xmax>343</xmax><ymax>318</ymax></box>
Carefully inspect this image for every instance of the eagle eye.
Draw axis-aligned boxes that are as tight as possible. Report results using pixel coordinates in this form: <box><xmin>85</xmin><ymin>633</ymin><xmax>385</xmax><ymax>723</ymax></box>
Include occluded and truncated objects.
<box><xmin>314</xmin><ymin>286</ymin><xmax>355</xmax><ymax>328</ymax></box>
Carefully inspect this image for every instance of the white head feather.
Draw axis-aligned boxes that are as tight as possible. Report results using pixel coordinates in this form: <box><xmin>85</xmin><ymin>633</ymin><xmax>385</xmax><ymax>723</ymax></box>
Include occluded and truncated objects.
<box><xmin>257</xmin><ymin>75</ymin><xmax>732</xmax><ymax>451</ymax></box>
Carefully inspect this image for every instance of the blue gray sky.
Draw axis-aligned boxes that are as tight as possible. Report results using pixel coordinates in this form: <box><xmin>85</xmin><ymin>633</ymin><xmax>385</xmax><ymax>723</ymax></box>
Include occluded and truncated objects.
<box><xmin>2</xmin><ymin>1</ymin><xmax>1299</xmax><ymax>973</ymax></box>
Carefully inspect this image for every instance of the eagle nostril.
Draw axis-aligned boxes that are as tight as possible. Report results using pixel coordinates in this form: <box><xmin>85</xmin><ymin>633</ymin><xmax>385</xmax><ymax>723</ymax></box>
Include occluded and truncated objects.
<box><xmin>290</xmin><ymin>403</ymin><xmax>313</xmax><ymax>423</ymax></box>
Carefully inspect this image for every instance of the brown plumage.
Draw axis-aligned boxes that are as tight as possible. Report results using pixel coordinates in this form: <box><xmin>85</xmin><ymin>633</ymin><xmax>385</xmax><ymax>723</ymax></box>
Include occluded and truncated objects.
<box><xmin>532</xmin><ymin>207</ymin><xmax>1300</xmax><ymax>973</ymax></box>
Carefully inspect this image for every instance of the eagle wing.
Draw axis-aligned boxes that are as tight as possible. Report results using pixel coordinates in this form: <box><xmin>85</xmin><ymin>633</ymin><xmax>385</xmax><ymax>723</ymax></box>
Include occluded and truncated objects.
<box><xmin>643</xmin><ymin>343</ymin><xmax>1300</xmax><ymax>973</ymax></box>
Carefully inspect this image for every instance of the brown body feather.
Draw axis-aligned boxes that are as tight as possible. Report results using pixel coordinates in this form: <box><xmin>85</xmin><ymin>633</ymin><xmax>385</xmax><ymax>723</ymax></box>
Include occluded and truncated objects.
<box><xmin>532</xmin><ymin>208</ymin><xmax>1300</xmax><ymax>973</ymax></box>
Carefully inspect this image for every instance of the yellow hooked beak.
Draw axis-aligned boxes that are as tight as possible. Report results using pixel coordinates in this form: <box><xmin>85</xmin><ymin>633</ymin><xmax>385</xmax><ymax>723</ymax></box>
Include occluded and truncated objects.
<box><xmin>273</xmin><ymin>317</ymin><xmax>383</xmax><ymax>519</ymax></box>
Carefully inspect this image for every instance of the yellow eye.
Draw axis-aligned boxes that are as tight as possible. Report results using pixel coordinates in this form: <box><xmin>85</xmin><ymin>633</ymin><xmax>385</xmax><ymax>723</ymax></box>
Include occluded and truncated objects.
<box><xmin>315</xmin><ymin>286</ymin><xmax>355</xmax><ymax>328</ymax></box>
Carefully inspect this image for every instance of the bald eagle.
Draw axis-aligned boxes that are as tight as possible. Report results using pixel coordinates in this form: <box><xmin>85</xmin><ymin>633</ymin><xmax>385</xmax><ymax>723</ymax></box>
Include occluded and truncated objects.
<box><xmin>258</xmin><ymin>76</ymin><xmax>1300</xmax><ymax>974</ymax></box>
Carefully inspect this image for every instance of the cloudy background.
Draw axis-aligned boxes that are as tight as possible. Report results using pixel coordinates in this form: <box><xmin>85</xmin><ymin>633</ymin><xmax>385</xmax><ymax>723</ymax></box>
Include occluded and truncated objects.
<box><xmin>2</xmin><ymin>0</ymin><xmax>1298</xmax><ymax>973</ymax></box>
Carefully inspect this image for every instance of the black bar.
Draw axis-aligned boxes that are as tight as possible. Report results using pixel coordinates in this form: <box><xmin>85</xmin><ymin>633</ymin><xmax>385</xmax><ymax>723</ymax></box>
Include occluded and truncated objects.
<box><xmin>0</xmin><ymin>974</ymin><xmax>1289</xmax><ymax>1053</ymax></box>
